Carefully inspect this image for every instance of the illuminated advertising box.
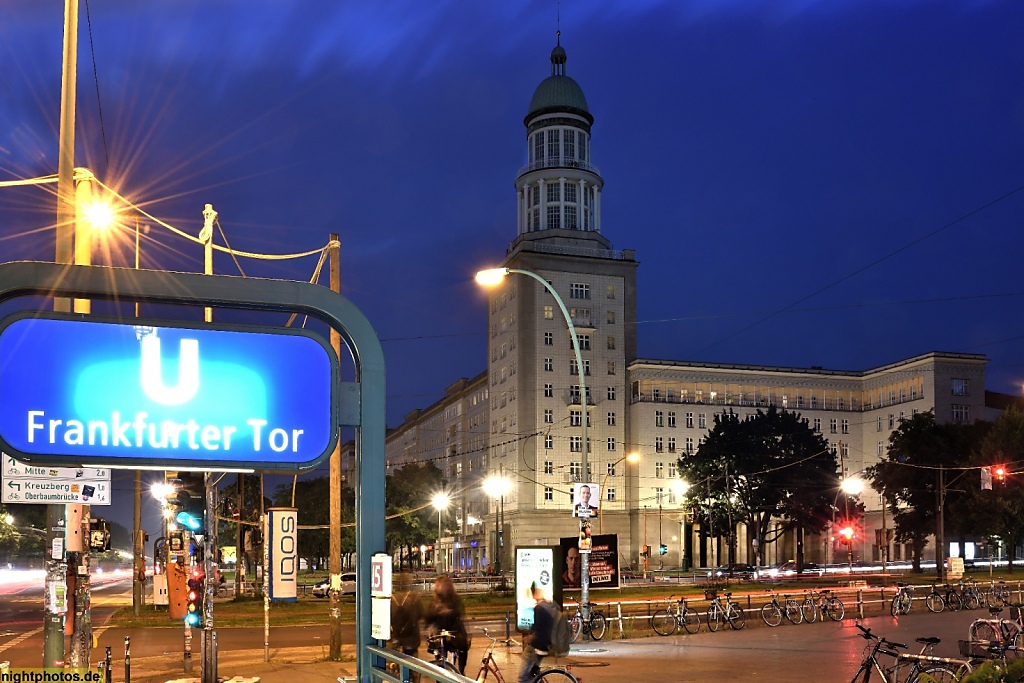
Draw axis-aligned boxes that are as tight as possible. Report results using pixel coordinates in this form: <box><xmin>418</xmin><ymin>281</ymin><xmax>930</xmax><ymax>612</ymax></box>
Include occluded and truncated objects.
<box><xmin>0</xmin><ymin>314</ymin><xmax>338</xmax><ymax>472</ymax></box>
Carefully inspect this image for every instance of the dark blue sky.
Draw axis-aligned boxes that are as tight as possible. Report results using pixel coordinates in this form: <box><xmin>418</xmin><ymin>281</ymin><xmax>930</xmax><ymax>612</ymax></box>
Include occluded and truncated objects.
<box><xmin>3</xmin><ymin>1</ymin><xmax>1024</xmax><ymax>531</ymax></box>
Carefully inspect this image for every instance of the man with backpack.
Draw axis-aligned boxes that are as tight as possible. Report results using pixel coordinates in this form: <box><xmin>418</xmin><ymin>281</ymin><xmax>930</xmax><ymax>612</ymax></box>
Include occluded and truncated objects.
<box><xmin>519</xmin><ymin>582</ymin><xmax>565</xmax><ymax>683</ymax></box>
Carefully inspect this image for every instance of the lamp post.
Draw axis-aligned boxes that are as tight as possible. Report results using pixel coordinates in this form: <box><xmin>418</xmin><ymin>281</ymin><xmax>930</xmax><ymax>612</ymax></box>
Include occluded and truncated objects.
<box><xmin>598</xmin><ymin>453</ymin><xmax>640</xmax><ymax>534</ymax></box>
<box><xmin>431</xmin><ymin>492</ymin><xmax>451</xmax><ymax>573</ymax></box>
<box><xmin>483</xmin><ymin>475</ymin><xmax>511</xmax><ymax>575</ymax></box>
<box><xmin>832</xmin><ymin>476</ymin><xmax>863</xmax><ymax>573</ymax></box>
<box><xmin>669</xmin><ymin>479</ymin><xmax>691</xmax><ymax>570</ymax></box>
<box><xmin>476</xmin><ymin>267</ymin><xmax>592</xmax><ymax>613</ymax></box>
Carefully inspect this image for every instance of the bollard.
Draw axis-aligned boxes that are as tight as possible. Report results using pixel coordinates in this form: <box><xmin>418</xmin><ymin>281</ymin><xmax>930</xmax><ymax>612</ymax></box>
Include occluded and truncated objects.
<box><xmin>616</xmin><ymin>603</ymin><xmax>624</xmax><ymax>638</ymax></box>
<box><xmin>857</xmin><ymin>589</ymin><xmax>864</xmax><ymax>619</ymax></box>
<box><xmin>505</xmin><ymin>611</ymin><xmax>511</xmax><ymax>643</ymax></box>
<box><xmin>124</xmin><ymin>636</ymin><xmax>130</xmax><ymax>683</ymax></box>
<box><xmin>104</xmin><ymin>647</ymin><xmax>112</xmax><ymax>683</ymax></box>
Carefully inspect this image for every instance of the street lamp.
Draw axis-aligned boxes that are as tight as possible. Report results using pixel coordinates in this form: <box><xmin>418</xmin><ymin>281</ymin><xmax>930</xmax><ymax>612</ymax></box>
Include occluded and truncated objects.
<box><xmin>830</xmin><ymin>476</ymin><xmax>863</xmax><ymax>571</ymax></box>
<box><xmin>599</xmin><ymin>453</ymin><xmax>640</xmax><ymax>533</ymax></box>
<box><xmin>431</xmin><ymin>492</ymin><xmax>451</xmax><ymax>573</ymax></box>
<box><xmin>476</xmin><ymin>266</ymin><xmax>592</xmax><ymax>613</ymax></box>
<box><xmin>483</xmin><ymin>474</ymin><xmax>512</xmax><ymax>575</ymax></box>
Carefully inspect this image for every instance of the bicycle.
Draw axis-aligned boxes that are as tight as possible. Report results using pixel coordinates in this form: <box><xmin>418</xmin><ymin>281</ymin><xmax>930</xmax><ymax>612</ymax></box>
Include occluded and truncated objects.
<box><xmin>472</xmin><ymin>628</ymin><xmax>579</xmax><ymax>683</ymax></box>
<box><xmin>651</xmin><ymin>595</ymin><xmax>701</xmax><ymax>635</ymax></box>
<box><xmin>968</xmin><ymin>605</ymin><xmax>1024</xmax><ymax>649</ymax></box>
<box><xmin>985</xmin><ymin>580</ymin><xmax>1012</xmax><ymax>608</ymax></box>
<box><xmin>849</xmin><ymin>623</ymin><xmax>968</xmax><ymax>683</ymax></box>
<box><xmin>761</xmin><ymin>589</ymin><xmax>803</xmax><ymax>627</ymax></box>
<box><xmin>568</xmin><ymin>602</ymin><xmax>606</xmax><ymax>642</ymax></box>
<box><xmin>425</xmin><ymin>630</ymin><xmax>460</xmax><ymax>674</ymax></box>
<box><xmin>802</xmin><ymin>589</ymin><xmax>845</xmax><ymax>623</ymax></box>
<box><xmin>926</xmin><ymin>584</ymin><xmax>963</xmax><ymax>613</ymax></box>
<box><xmin>958</xmin><ymin>579</ymin><xmax>982</xmax><ymax>611</ymax></box>
<box><xmin>890</xmin><ymin>583</ymin><xmax>914</xmax><ymax>617</ymax></box>
<box><xmin>705</xmin><ymin>590</ymin><xmax>745</xmax><ymax>632</ymax></box>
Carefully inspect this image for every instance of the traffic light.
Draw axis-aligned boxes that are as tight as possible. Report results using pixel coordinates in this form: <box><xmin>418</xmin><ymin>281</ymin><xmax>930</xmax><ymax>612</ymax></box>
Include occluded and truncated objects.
<box><xmin>175</xmin><ymin>491</ymin><xmax>205</xmax><ymax>534</ymax></box>
<box><xmin>640</xmin><ymin>545</ymin><xmax>650</xmax><ymax>558</ymax></box>
<box><xmin>185</xmin><ymin>565</ymin><xmax>204</xmax><ymax>627</ymax></box>
<box><xmin>659</xmin><ymin>544</ymin><xmax>668</xmax><ymax>556</ymax></box>
<box><xmin>839</xmin><ymin>525</ymin><xmax>855</xmax><ymax>544</ymax></box>
<box><xmin>994</xmin><ymin>465</ymin><xmax>1007</xmax><ymax>483</ymax></box>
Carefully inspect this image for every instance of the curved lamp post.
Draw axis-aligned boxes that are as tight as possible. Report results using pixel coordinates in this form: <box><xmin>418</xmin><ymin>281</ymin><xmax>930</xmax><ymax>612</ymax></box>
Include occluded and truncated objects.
<box><xmin>477</xmin><ymin>267</ymin><xmax>593</xmax><ymax>614</ymax></box>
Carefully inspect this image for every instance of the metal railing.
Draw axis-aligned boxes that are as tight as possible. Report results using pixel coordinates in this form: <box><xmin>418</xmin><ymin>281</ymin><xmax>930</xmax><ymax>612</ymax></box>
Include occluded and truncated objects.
<box><xmin>517</xmin><ymin>158</ymin><xmax>601</xmax><ymax>177</ymax></box>
<box><xmin>367</xmin><ymin>644</ymin><xmax>475</xmax><ymax>683</ymax></box>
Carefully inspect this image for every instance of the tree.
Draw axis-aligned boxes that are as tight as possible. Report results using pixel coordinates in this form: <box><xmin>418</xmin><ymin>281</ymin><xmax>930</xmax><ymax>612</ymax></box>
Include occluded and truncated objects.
<box><xmin>271</xmin><ymin>475</ymin><xmax>352</xmax><ymax>571</ymax></box>
<box><xmin>677</xmin><ymin>407</ymin><xmax>840</xmax><ymax>568</ymax></box>
<box><xmin>385</xmin><ymin>462</ymin><xmax>446</xmax><ymax>569</ymax></box>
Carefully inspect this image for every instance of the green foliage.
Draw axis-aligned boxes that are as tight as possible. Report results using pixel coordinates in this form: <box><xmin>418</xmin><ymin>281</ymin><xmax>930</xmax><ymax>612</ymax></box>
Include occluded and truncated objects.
<box><xmin>271</xmin><ymin>475</ymin><xmax>353</xmax><ymax>570</ymax></box>
<box><xmin>385</xmin><ymin>462</ymin><xmax>447</xmax><ymax>568</ymax></box>
<box><xmin>959</xmin><ymin>658</ymin><xmax>1024</xmax><ymax>683</ymax></box>
<box><xmin>676</xmin><ymin>407</ymin><xmax>840</xmax><ymax>555</ymax></box>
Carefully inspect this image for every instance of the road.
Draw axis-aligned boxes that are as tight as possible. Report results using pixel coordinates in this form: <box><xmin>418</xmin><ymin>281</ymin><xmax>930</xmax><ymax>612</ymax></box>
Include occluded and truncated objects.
<box><xmin>0</xmin><ymin>576</ymin><xmax>992</xmax><ymax>681</ymax></box>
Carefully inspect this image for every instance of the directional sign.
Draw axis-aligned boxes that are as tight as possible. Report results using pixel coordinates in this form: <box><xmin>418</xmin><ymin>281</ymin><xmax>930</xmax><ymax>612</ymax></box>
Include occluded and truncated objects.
<box><xmin>2</xmin><ymin>453</ymin><xmax>111</xmax><ymax>505</ymax></box>
<box><xmin>5</xmin><ymin>454</ymin><xmax>109</xmax><ymax>481</ymax></box>
<box><xmin>0</xmin><ymin>313</ymin><xmax>339</xmax><ymax>472</ymax></box>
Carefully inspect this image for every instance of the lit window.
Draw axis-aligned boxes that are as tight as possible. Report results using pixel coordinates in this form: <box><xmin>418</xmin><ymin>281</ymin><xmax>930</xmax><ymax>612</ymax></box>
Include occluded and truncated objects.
<box><xmin>656</xmin><ymin>462</ymin><xmax>664</xmax><ymax>478</ymax></box>
<box><xmin>544</xmin><ymin>306</ymin><xmax>554</xmax><ymax>320</ymax></box>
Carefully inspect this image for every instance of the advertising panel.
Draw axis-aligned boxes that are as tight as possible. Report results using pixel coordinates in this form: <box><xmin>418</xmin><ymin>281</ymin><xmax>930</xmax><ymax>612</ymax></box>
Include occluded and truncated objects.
<box><xmin>0</xmin><ymin>314</ymin><xmax>339</xmax><ymax>471</ymax></box>
<box><xmin>267</xmin><ymin>507</ymin><xmax>298</xmax><ymax>602</ymax></box>
<box><xmin>559</xmin><ymin>533</ymin><xmax>620</xmax><ymax>591</ymax></box>
<box><xmin>515</xmin><ymin>546</ymin><xmax>561</xmax><ymax>630</ymax></box>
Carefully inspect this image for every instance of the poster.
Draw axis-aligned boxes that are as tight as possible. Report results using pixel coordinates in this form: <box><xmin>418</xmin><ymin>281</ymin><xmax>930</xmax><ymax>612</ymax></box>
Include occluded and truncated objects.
<box><xmin>571</xmin><ymin>482</ymin><xmax>600</xmax><ymax>518</ymax></box>
<box><xmin>559</xmin><ymin>533</ymin><xmax>619</xmax><ymax>590</ymax></box>
<box><xmin>515</xmin><ymin>546</ymin><xmax>558</xmax><ymax>629</ymax></box>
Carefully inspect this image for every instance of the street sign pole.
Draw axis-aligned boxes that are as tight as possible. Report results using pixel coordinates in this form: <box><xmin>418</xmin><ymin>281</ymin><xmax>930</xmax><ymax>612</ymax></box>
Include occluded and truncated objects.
<box><xmin>43</xmin><ymin>504</ymin><xmax>66</xmax><ymax>668</ymax></box>
<box><xmin>201</xmin><ymin>474</ymin><xmax>217</xmax><ymax>683</ymax></box>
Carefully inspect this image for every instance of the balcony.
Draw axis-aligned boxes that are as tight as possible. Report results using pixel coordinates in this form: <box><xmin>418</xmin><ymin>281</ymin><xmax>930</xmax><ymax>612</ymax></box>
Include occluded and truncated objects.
<box><xmin>517</xmin><ymin>158</ymin><xmax>601</xmax><ymax>178</ymax></box>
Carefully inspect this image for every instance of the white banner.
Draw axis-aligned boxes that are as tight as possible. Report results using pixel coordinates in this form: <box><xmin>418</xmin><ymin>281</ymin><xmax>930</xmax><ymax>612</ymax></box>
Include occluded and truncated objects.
<box><xmin>267</xmin><ymin>507</ymin><xmax>298</xmax><ymax>602</ymax></box>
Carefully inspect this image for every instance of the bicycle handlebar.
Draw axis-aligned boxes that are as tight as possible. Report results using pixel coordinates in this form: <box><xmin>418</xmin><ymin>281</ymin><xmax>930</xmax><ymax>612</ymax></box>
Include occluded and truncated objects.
<box><xmin>855</xmin><ymin>623</ymin><xmax>906</xmax><ymax>649</ymax></box>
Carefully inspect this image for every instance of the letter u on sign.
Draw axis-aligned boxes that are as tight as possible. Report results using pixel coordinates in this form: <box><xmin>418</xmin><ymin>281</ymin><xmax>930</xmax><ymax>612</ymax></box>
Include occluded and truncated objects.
<box><xmin>140</xmin><ymin>336</ymin><xmax>200</xmax><ymax>405</ymax></box>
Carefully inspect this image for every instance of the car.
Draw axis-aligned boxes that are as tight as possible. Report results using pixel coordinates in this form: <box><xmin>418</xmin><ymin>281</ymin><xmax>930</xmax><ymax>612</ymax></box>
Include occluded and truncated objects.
<box><xmin>709</xmin><ymin>563</ymin><xmax>757</xmax><ymax>580</ymax></box>
<box><xmin>766</xmin><ymin>560</ymin><xmax>825</xmax><ymax>578</ymax></box>
<box><xmin>311</xmin><ymin>572</ymin><xmax>357</xmax><ymax>598</ymax></box>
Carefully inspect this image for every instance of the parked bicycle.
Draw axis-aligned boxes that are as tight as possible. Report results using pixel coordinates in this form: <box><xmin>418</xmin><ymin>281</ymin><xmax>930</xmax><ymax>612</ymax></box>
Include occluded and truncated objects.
<box><xmin>957</xmin><ymin>636</ymin><xmax>1020</xmax><ymax>672</ymax></box>
<box><xmin>890</xmin><ymin>583</ymin><xmax>914</xmax><ymax>617</ymax></box>
<box><xmin>926</xmin><ymin>584</ymin><xmax>962</xmax><ymax>613</ymax></box>
<box><xmin>958</xmin><ymin>579</ymin><xmax>982</xmax><ymax>611</ymax></box>
<box><xmin>761</xmin><ymin>589</ymin><xmax>803</xmax><ymax>627</ymax></box>
<box><xmin>651</xmin><ymin>595</ymin><xmax>701</xmax><ymax>635</ymax></box>
<box><xmin>985</xmin><ymin>580</ymin><xmax>1012</xmax><ymax>608</ymax></box>
<box><xmin>705</xmin><ymin>590</ymin><xmax>745</xmax><ymax>632</ymax></box>
<box><xmin>968</xmin><ymin>605</ymin><xmax>1023</xmax><ymax>648</ymax></box>
<box><xmin>802</xmin><ymin>589</ymin><xmax>845</xmax><ymax>623</ymax></box>
<box><xmin>472</xmin><ymin>628</ymin><xmax>579</xmax><ymax>683</ymax></box>
<box><xmin>568</xmin><ymin>602</ymin><xmax>606</xmax><ymax>642</ymax></box>
<box><xmin>849</xmin><ymin>623</ymin><xmax>968</xmax><ymax>683</ymax></box>
<box><xmin>426</xmin><ymin>630</ymin><xmax>460</xmax><ymax>674</ymax></box>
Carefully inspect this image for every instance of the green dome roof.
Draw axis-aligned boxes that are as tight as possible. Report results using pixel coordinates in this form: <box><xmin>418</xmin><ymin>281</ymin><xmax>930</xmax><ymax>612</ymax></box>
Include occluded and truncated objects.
<box><xmin>526</xmin><ymin>42</ymin><xmax>593</xmax><ymax>124</ymax></box>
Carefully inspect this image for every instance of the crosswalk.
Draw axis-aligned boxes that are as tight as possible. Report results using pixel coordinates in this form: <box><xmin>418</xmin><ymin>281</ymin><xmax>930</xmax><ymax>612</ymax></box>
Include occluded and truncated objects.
<box><xmin>0</xmin><ymin>627</ymin><xmax>42</xmax><ymax>656</ymax></box>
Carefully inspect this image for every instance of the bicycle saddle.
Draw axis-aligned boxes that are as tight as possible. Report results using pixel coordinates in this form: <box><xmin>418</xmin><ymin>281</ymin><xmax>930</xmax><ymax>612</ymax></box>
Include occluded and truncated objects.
<box><xmin>989</xmin><ymin>607</ymin><xmax>1004</xmax><ymax>615</ymax></box>
<box><xmin>916</xmin><ymin>637</ymin><xmax>941</xmax><ymax>645</ymax></box>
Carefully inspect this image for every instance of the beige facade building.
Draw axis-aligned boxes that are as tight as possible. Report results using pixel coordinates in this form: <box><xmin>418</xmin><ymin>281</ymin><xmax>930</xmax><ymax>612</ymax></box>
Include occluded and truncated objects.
<box><xmin>383</xmin><ymin>42</ymin><xmax>989</xmax><ymax>574</ymax></box>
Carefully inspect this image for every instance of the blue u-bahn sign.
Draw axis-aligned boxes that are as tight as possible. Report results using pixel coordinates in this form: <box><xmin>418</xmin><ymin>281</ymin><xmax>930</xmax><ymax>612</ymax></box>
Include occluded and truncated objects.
<box><xmin>0</xmin><ymin>314</ymin><xmax>339</xmax><ymax>472</ymax></box>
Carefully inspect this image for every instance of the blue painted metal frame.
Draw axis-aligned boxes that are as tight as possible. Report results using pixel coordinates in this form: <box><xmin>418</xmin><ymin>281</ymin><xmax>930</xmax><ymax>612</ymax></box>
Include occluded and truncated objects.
<box><xmin>0</xmin><ymin>261</ymin><xmax>386</xmax><ymax>681</ymax></box>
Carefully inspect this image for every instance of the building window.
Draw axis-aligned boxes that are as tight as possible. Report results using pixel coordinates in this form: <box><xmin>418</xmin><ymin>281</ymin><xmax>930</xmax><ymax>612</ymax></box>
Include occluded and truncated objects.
<box><xmin>830</xmin><ymin>419</ymin><xmax>838</xmax><ymax>434</ymax></box>
<box><xmin>570</xmin><ymin>437</ymin><xmax>582</xmax><ymax>453</ymax></box>
<box><xmin>570</xmin><ymin>283</ymin><xmax>590</xmax><ymax>300</ymax></box>
<box><xmin>606</xmin><ymin>284</ymin><xmax>615</xmax><ymax>299</ymax></box>
<box><xmin>656</xmin><ymin>462</ymin><xmax>664</xmax><ymax>478</ymax></box>
<box><xmin>812</xmin><ymin>418</ymin><xmax>820</xmax><ymax>432</ymax></box>
<box><xmin>951</xmin><ymin>379</ymin><xmax>970</xmax><ymax>396</ymax></box>
<box><xmin>607</xmin><ymin>311</ymin><xmax>616</xmax><ymax>324</ymax></box>
<box><xmin>563</xmin><ymin>132</ymin><xmax>575</xmax><ymax>160</ymax></box>
<box><xmin>607</xmin><ymin>462</ymin><xmax>616</xmax><ymax>477</ymax></box>
<box><xmin>544</xmin><ymin>409</ymin><xmax>553</xmax><ymax>424</ymax></box>
<box><xmin>655</xmin><ymin>411</ymin><xmax>664</xmax><ymax>427</ymax></box>
<box><xmin>841</xmin><ymin>419</ymin><xmax>849</xmax><ymax>434</ymax></box>
<box><xmin>888</xmin><ymin>414</ymin><xmax>895</xmax><ymax>429</ymax></box>
<box><xmin>544</xmin><ymin>460</ymin><xmax>554</xmax><ymax>475</ymax></box>
<box><xmin>575</xmin><ymin>334</ymin><xmax>591</xmax><ymax>351</ymax></box>
<box><xmin>952</xmin><ymin>404</ymin><xmax>969</xmax><ymax>423</ymax></box>
<box><xmin>544</xmin><ymin>487</ymin><xmax>553</xmax><ymax>501</ymax></box>
<box><xmin>569</xmin><ymin>359</ymin><xmax>590</xmax><ymax>376</ymax></box>
<box><xmin>607</xmin><ymin>336</ymin><xmax>616</xmax><ymax>350</ymax></box>
<box><xmin>607</xmin><ymin>412</ymin><xmax>616</xmax><ymax>426</ymax></box>
<box><xmin>669</xmin><ymin>463</ymin><xmax>677</xmax><ymax>478</ymax></box>
<box><xmin>544</xmin><ymin>358</ymin><xmax>553</xmax><ymax>372</ymax></box>
<box><xmin>685</xmin><ymin>437</ymin><xmax>694</xmax><ymax>453</ymax></box>
<box><xmin>686</xmin><ymin>412</ymin><xmax>694</xmax><ymax>428</ymax></box>
<box><xmin>668</xmin><ymin>411</ymin><xmax>677</xmax><ymax>428</ymax></box>
<box><xmin>877</xmin><ymin>442</ymin><xmax>884</xmax><ymax>457</ymax></box>
<box><xmin>607</xmin><ymin>386</ymin><xmax>616</xmax><ymax>401</ymax></box>
<box><xmin>544</xmin><ymin>332</ymin><xmax>553</xmax><ymax>346</ymax></box>
<box><xmin>606</xmin><ymin>487</ymin><xmax>616</xmax><ymax>502</ymax></box>
<box><xmin>655</xmin><ymin>487</ymin><xmax>664</xmax><ymax>504</ymax></box>
<box><xmin>569</xmin><ymin>461</ymin><xmax>581</xmax><ymax>478</ymax></box>
<box><xmin>544</xmin><ymin>383</ymin><xmax>554</xmax><ymax>398</ymax></box>
<box><xmin>607</xmin><ymin>437</ymin><xmax>616</xmax><ymax>451</ymax></box>
<box><xmin>545</xmin><ymin>435</ymin><xmax>553</xmax><ymax>449</ymax></box>
<box><xmin>547</xmin><ymin>179</ymin><xmax>561</xmax><ymax>203</ymax></box>
<box><xmin>698</xmin><ymin>414</ymin><xmax>707</xmax><ymax>429</ymax></box>
<box><xmin>544</xmin><ymin>305</ymin><xmax>554</xmax><ymax>320</ymax></box>
<box><xmin>546</xmin><ymin>205</ymin><xmax>561</xmax><ymax>229</ymax></box>
<box><xmin>570</xmin><ymin>410</ymin><xmax>582</xmax><ymax>427</ymax></box>
<box><xmin>607</xmin><ymin>361</ymin><xmax>615</xmax><ymax>375</ymax></box>
<box><xmin>570</xmin><ymin>307</ymin><xmax>591</xmax><ymax>327</ymax></box>
<box><xmin>877</xmin><ymin>417</ymin><xmax>883</xmax><ymax>432</ymax></box>
<box><xmin>668</xmin><ymin>437</ymin><xmax>676</xmax><ymax>453</ymax></box>
<box><xmin>655</xmin><ymin>437</ymin><xmax>664</xmax><ymax>452</ymax></box>
<box><xmin>546</xmin><ymin>129</ymin><xmax>560</xmax><ymax>161</ymax></box>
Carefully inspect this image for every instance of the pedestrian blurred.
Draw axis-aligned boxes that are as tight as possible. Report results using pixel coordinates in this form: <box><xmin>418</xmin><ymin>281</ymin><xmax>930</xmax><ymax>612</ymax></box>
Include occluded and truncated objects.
<box><xmin>424</xmin><ymin>575</ymin><xmax>470</xmax><ymax>674</ymax></box>
<box><xmin>390</xmin><ymin>573</ymin><xmax>423</xmax><ymax>681</ymax></box>
<box><xmin>518</xmin><ymin>582</ymin><xmax>557</xmax><ymax>683</ymax></box>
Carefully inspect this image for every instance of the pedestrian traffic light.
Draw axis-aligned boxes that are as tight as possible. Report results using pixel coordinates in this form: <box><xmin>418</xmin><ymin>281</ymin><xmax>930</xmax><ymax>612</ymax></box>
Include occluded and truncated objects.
<box><xmin>659</xmin><ymin>544</ymin><xmax>668</xmax><ymax>556</ymax></box>
<box><xmin>175</xmin><ymin>491</ymin><xmax>205</xmax><ymax>535</ymax></box>
<box><xmin>185</xmin><ymin>565</ymin><xmax>204</xmax><ymax>627</ymax></box>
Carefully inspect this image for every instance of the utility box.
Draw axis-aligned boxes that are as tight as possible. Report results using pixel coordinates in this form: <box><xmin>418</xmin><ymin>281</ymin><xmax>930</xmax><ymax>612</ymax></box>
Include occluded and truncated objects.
<box><xmin>152</xmin><ymin>573</ymin><xmax>169</xmax><ymax>606</ymax></box>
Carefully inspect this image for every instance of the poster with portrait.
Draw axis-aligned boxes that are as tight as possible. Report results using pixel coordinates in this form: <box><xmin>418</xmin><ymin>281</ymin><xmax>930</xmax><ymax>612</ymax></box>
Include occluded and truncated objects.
<box><xmin>558</xmin><ymin>533</ymin><xmax>620</xmax><ymax>591</ymax></box>
<box><xmin>571</xmin><ymin>482</ymin><xmax>600</xmax><ymax>518</ymax></box>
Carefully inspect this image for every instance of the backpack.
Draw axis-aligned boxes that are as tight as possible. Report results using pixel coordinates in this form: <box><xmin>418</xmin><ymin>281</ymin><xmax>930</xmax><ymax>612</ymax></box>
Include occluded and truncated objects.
<box><xmin>549</xmin><ymin>606</ymin><xmax>572</xmax><ymax>657</ymax></box>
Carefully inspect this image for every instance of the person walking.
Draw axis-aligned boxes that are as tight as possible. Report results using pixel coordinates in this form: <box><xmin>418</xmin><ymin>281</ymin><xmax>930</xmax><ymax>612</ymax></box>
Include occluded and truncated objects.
<box><xmin>424</xmin><ymin>575</ymin><xmax>470</xmax><ymax>674</ymax></box>
<box><xmin>390</xmin><ymin>573</ymin><xmax>423</xmax><ymax>682</ymax></box>
<box><xmin>518</xmin><ymin>582</ymin><xmax>557</xmax><ymax>683</ymax></box>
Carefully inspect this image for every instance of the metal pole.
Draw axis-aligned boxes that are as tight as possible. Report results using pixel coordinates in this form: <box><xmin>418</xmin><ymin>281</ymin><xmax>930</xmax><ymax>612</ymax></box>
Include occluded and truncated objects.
<box><xmin>134</xmin><ymin>471</ymin><xmax>143</xmax><ymax>616</ymax></box>
<box><xmin>201</xmin><ymin>475</ymin><xmax>217</xmax><ymax>683</ymax></box>
<box><xmin>124</xmin><ymin>636</ymin><xmax>130</xmax><ymax>683</ymax></box>
<box><xmin>69</xmin><ymin>504</ymin><xmax>91</xmax><ymax>668</ymax></box>
<box><xmin>200</xmin><ymin>204</ymin><xmax>216</xmax><ymax>322</ymax></box>
<box><xmin>328</xmin><ymin>234</ymin><xmax>343</xmax><ymax>660</ymax></box>
<box><xmin>235</xmin><ymin>474</ymin><xmax>243</xmax><ymax>598</ymax></box>
<box><xmin>881</xmin><ymin>493</ymin><xmax>888</xmax><ymax>574</ymax></box>
<box><xmin>936</xmin><ymin>466</ymin><xmax>946</xmax><ymax>583</ymax></box>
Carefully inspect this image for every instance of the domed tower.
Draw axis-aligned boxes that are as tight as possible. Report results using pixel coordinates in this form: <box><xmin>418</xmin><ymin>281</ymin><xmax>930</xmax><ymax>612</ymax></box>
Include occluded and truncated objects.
<box><xmin>515</xmin><ymin>36</ymin><xmax>604</xmax><ymax>236</ymax></box>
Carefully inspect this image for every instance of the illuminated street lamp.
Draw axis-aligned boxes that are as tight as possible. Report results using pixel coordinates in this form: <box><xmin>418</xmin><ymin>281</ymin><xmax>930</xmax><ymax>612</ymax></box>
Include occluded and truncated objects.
<box><xmin>431</xmin><ymin>492</ymin><xmax>451</xmax><ymax>572</ymax></box>
<box><xmin>483</xmin><ymin>475</ymin><xmax>512</xmax><ymax>575</ymax></box>
<box><xmin>477</xmin><ymin>266</ymin><xmax>593</xmax><ymax>612</ymax></box>
<box><xmin>599</xmin><ymin>452</ymin><xmax>640</xmax><ymax>533</ymax></box>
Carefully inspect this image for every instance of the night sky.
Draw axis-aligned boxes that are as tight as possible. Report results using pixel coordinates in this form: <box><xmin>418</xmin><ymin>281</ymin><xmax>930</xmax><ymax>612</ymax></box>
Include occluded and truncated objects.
<box><xmin>3</xmin><ymin>1</ymin><xmax>1024</xmax><ymax>535</ymax></box>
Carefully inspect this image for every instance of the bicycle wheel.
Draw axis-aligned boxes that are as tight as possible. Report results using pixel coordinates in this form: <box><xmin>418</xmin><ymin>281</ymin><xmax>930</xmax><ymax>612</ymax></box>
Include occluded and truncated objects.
<box><xmin>946</xmin><ymin>591</ymin><xmax>962</xmax><ymax>612</ymax></box>
<box><xmin>784</xmin><ymin>600</ymin><xmax>804</xmax><ymax>625</ymax></box>
<box><xmin>908</xmin><ymin>664</ymin><xmax>960</xmax><ymax>683</ymax></box>
<box><xmin>963</xmin><ymin>590</ymin><xmax>981</xmax><ymax>611</ymax></box>
<box><xmin>728</xmin><ymin>604</ymin><xmax>746</xmax><ymax>630</ymax></box>
<box><xmin>926</xmin><ymin>592</ymin><xmax>944</xmax><ymax>613</ymax></box>
<box><xmin>588</xmin><ymin>611</ymin><xmax>607</xmax><ymax>641</ymax></box>
<box><xmin>433</xmin><ymin>656</ymin><xmax>459</xmax><ymax>674</ymax></box>
<box><xmin>969</xmin><ymin>621</ymin><xmax>999</xmax><ymax>642</ymax></box>
<box><xmin>569</xmin><ymin>615</ymin><xmax>583</xmax><ymax>643</ymax></box>
<box><xmin>761</xmin><ymin>603</ymin><xmax>783</xmax><ymax>627</ymax></box>
<box><xmin>533</xmin><ymin>668</ymin><xmax>579</xmax><ymax>683</ymax></box>
<box><xmin>681</xmin><ymin>608</ymin><xmax>701</xmax><ymax>634</ymax></box>
<box><xmin>891</xmin><ymin>595</ymin><xmax>902</xmax><ymax>617</ymax></box>
<box><xmin>802</xmin><ymin>598</ymin><xmax>818</xmax><ymax>624</ymax></box>
<box><xmin>651</xmin><ymin>609</ymin><xmax>678</xmax><ymax>636</ymax></box>
<box><xmin>985</xmin><ymin>590</ymin><xmax>1000</xmax><ymax>608</ymax></box>
<box><xmin>900</xmin><ymin>594</ymin><xmax>912</xmax><ymax>615</ymax></box>
<box><xmin>826</xmin><ymin>597</ymin><xmax>846</xmax><ymax>622</ymax></box>
<box><xmin>707</xmin><ymin>604</ymin><xmax>722</xmax><ymax>632</ymax></box>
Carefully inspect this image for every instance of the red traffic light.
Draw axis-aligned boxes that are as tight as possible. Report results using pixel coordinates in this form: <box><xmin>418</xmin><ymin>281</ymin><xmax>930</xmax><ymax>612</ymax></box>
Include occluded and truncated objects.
<box><xmin>839</xmin><ymin>526</ymin><xmax>855</xmax><ymax>542</ymax></box>
<box><xmin>187</xmin><ymin>590</ymin><xmax>197</xmax><ymax>601</ymax></box>
<box><xmin>994</xmin><ymin>465</ymin><xmax>1007</xmax><ymax>482</ymax></box>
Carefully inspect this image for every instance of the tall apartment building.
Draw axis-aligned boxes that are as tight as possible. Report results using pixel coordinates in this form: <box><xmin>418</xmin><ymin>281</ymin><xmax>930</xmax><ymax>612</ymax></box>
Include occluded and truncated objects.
<box><xmin>383</xmin><ymin>41</ymin><xmax>989</xmax><ymax>574</ymax></box>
